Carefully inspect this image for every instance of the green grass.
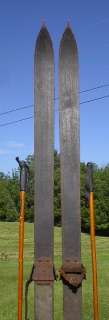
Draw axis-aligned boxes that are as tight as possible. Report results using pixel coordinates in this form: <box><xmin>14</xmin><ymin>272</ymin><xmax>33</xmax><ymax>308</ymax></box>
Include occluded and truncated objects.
<box><xmin>0</xmin><ymin>222</ymin><xmax>109</xmax><ymax>319</ymax></box>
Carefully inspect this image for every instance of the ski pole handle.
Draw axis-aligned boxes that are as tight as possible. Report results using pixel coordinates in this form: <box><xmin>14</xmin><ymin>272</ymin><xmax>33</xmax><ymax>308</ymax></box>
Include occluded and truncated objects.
<box><xmin>16</xmin><ymin>157</ymin><xmax>29</xmax><ymax>192</ymax></box>
<box><xmin>86</xmin><ymin>162</ymin><xmax>93</xmax><ymax>193</ymax></box>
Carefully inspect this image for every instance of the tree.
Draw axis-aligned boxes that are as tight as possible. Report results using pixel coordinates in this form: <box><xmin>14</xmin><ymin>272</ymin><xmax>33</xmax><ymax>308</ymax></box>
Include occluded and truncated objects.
<box><xmin>25</xmin><ymin>155</ymin><xmax>34</xmax><ymax>222</ymax></box>
<box><xmin>54</xmin><ymin>151</ymin><xmax>61</xmax><ymax>225</ymax></box>
<box><xmin>0</xmin><ymin>176</ymin><xmax>18</xmax><ymax>221</ymax></box>
<box><xmin>1</xmin><ymin>153</ymin><xmax>109</xmax><ymax>235</ymax></box>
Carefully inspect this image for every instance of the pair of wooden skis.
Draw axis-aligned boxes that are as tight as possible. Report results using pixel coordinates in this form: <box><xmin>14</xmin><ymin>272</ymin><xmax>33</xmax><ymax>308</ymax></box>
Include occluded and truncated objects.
<box><xmin>17</xmin><ymin>25</ymin><xmax>99</xmax><ymax>320</ymax></box>
<box><xmin>34</xmin><ymin>25</ymin><xmax>82</xmax><ymax>320</ymax></box>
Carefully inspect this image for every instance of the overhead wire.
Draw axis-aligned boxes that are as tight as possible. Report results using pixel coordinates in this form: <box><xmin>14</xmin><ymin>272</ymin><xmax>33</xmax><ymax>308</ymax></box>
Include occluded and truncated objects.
<box><xmin>0</xmin><ymin>84</ymin><xmax>109</xmax><ymax>127</ymax></box>
<box><xmin>0</xmin><ymin>116</ymin><xmax>33</xmax><ymax>127</ymax></box>
<box><xmin>80</xmin><ymin>93</ymin><xmax>109</xmax><ymax>105</ymax></box>
<box><xmin>0</xmin><ymin>104</ymin><xmax>33</xmax><ymax>117</ymax></box>
<box><xmin>79</xmin><ymin>83</ymin><xmax>109</xmax><ymax>94</ymax></box>
<box><xmin>0</xmin><ymin>82</ymin><xmax>109</xmax><ymax>118</ymax></box>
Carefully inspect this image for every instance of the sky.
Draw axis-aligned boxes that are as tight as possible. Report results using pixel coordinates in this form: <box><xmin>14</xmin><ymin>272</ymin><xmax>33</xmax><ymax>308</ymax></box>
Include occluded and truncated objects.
<box><xmin>0</xmin><ymin>0</ymin><xmax>109</xmax><ymax>173</ymax></box>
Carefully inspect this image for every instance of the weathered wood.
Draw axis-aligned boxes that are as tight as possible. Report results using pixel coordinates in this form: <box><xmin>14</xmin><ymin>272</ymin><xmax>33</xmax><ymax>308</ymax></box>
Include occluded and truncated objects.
<box><xmin>59</xmin><ymin>26</ymin><xmax>81</xmax><ymax>320</ymax></box>
<box><xmin>34</xmin><ymin>26</ymin><xmax>54</xmax><ymax>320</ymax></box>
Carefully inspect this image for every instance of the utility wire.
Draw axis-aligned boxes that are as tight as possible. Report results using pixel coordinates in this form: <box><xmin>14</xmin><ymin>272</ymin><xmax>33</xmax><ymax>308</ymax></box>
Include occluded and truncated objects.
<box><xmin>0</xmin><ymin>83</ymin><xmax>109</xmax><ymax>118</ymax></box>
<box><xmin>55</xmin><ymin>83</ymin><xmax>109</xmax><ymax>100</ymax></box>
<box><xmin>56</xmin><ymin>93</ymin><xmax>109</xmax><ymax>108</ymax></box>
<box><xmin>0</xmin><ymin>104</ymin><xmax>33</xmax><ymax>117</ymax></box>
<box><xmin>0</xmin><ymin>92</ymin><xmax>109</xmax><ymax>128</ymax></box>
<box><xmin>0</xmin><ymin>116</ymin><xmax>33</xmax><ymax>127</ymax></box>
<box><xmin>80</xmin><ymin>83</ymin><xmax>109</xmax><ymax>94</ymax></box>
<box><xmin>80</xmin><ymin>93</ymin><xmax>109</xmax><ymax>105</ymax></box>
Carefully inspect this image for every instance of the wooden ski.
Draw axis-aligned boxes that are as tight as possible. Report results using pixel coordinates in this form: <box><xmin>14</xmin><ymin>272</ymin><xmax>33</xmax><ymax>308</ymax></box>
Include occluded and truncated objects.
<box><xmin>34</xmin><ymin>26</ymin><xmax>54</xmax><ymax>320</ymax></box>
<box><xmin>59</xmin><ymin>26</ymin><xmax>84</xmax><ymax>320</ymax></box>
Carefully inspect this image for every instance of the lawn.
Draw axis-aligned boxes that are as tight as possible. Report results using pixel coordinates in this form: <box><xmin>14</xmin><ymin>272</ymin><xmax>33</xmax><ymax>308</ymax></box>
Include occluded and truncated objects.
<box><xmin>0</xmin><ymin>222</ymin><xmax>109</xmax><ymax>319</ymax></box>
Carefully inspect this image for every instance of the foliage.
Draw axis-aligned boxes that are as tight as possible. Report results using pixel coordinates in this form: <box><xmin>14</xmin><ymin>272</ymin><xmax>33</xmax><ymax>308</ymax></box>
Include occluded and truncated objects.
<box><xmin>54</xmin><ymin>151</ymin><xmax>61</xmax><ymax>225</ymax></box>
<box><xmin>1</xmin><ymin>152</ymin><xmax>109</xmax><ymax>233</ymax></box>
<box><xmin>0</xmin><ymin>173</ymin><xmax>18</xmax><ymax>221</ymax></box>
<box><xmin>0</xmin><ymin>222</ymin><xmax>109</xmax><ymax>320</ymax></box>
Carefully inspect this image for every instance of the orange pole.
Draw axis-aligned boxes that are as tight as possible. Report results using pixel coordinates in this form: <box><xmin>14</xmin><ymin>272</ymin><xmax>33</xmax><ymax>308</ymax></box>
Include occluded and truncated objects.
<box><xmin>18</xmin><ymin>191</ymin><xmax>25</xmax><ymax>320</ymax></box>
<box><xmin>89</xmin><ymin>191</ymin><xmax>99</xmax><ymax>320</ymax></box>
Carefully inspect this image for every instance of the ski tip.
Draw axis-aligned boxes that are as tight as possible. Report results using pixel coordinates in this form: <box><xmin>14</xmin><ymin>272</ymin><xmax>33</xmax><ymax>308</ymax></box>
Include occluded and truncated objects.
<box><xmin>35</xmin><ymin>25</ymin><xmax>53</xmax><ymax>55</ymax></box>
<box><xmin>39</xmin><ymin>22</ymin><xmax>49</xmax><ymax>34</ymax></box>
<box><xmin>40</xmin><ymin>21</ymin><xmax>46</xmax><ymax>28</ymax></box>
<box><xmin>37</xmin><ymin>25</ymin><xmax>51</xmax><ymax>41</ymax></box>
<box><xmin>66</xmin><ymin>21</ymin><xmax>71</xmax><ymax>28</ymax></box>
<box><xmin>60</xmin><ymin>25</ymin><xmax>77</xmax><ymax>51</ymax></box>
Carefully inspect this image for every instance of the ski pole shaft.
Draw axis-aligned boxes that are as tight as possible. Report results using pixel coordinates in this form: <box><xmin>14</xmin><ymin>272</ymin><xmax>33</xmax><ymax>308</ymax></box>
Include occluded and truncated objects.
<box><xmin>18</xmin><ymin>191</ymin><xmax>25</xmax><ymax>320</ymax></box>
<box><xmin>16</xmin><ymin>157</ymin><xmax>29</xmax><ymax>320</ymax></box>
<box><xmin>87</xmin><ymin>163</ymin><xmax>99</xmax><ymax>320</ymax></box>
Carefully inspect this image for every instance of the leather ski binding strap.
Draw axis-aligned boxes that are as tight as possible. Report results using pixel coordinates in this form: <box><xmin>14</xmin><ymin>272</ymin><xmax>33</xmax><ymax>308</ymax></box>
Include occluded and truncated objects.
<box><xmin>33</xmin><ymin>257</ymin><xmax>56</xmax><ymax>284</ymax></box>
<box><xmin>59</xmin><ymin>259</ymin><xmax>86</xmax><ymax>288</ymax></box>
<box><xmin>25</xmin><ymin>258</ymin><xmax>56</xmax><ymax>320</ymax></box>
<box><xmin>25</xmin><ymin>265</ymin><xmax>34</xmax><ymax>320</ymax></box>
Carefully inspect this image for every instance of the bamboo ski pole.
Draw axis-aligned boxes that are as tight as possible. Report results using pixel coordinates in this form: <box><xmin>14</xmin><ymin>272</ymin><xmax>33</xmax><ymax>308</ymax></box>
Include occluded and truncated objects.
<box><xmin>16</xmin><ymin>157</ymin><xmax>29</xmax><ymax>320</ymax></box>
<box><xmin>86</xmin><ymin>162</ymin><xmax>99</xmax><ymax>320</ymax></box>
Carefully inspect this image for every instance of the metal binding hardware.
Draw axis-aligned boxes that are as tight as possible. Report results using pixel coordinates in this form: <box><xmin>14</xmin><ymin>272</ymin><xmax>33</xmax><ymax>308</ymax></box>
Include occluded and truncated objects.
<box><xmin>59</xmin><ymin>260</ymin><xmax>86</xmax><ymax>289</ymax></box>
